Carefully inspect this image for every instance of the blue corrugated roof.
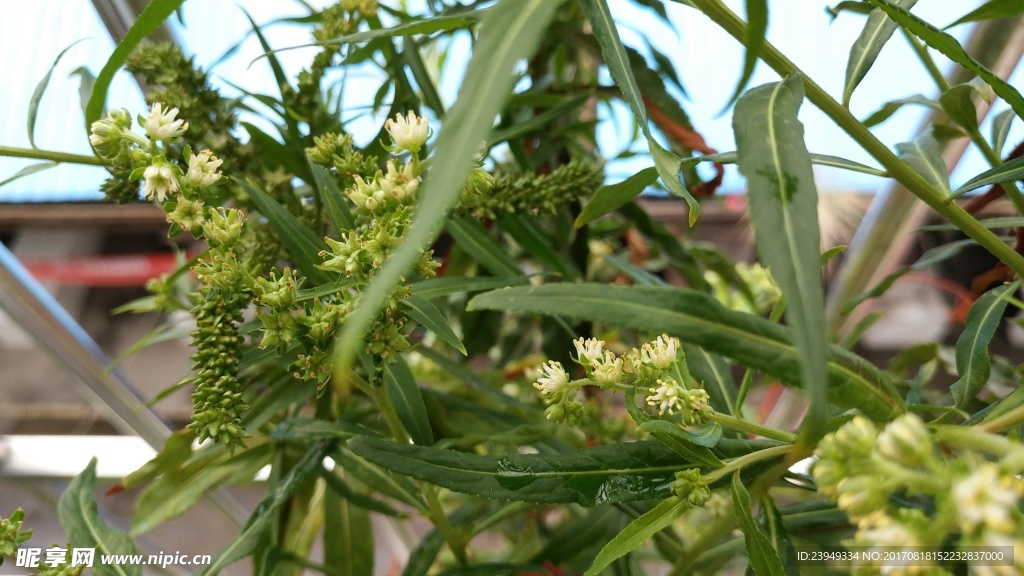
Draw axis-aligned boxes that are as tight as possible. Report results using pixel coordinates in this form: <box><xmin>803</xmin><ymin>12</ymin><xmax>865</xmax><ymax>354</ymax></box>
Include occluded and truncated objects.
<box><xmin>0</xmin><ymin>0</ymin><xmax>146</xmax><ymax>202</ymax></box>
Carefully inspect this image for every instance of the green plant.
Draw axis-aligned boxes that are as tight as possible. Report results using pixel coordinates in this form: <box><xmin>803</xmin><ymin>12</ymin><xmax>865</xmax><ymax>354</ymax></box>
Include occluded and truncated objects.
<box><xmin>4</xmin><ymin>0</ymin><xmax>1024</xmax><ymax>575</ymax></box>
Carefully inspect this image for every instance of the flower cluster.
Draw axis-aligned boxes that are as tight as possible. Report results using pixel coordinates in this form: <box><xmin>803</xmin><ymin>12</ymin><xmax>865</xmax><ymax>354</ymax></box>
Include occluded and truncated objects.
<box><xmin>531</xmin><ymin>334</ymin><xmax>713</xmax><ymax>427</ymax></box>
<box><xmin>457</xmin><ymin>159</ymin><xmax>603</xmax><ymax>220</ymax></box>
<box><xmin>89</xmin><ymin>103</ymin><xmax>224</xmax><ymax>236</ymax></box>
<box><xmin>0</xmin><ymin>509</ymin><xmax>31</xmax><ymax>566</ymax></box>
<box><xmin>814</xmin><ymin>415</ymin><xmax>1024</xmax><ymax>575</ymax></box>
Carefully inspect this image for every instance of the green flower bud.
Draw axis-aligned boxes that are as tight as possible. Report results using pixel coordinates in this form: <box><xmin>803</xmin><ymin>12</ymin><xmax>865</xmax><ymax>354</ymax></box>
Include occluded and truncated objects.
<box><xmin>672</xmin><ymin>469</ymin><xmax>711</xmax><ymax>507</ymax></box>
<box><xmin>876</xmin><ymin>414</ymin><xmax>933</xmax><ymax>467</ymax></box>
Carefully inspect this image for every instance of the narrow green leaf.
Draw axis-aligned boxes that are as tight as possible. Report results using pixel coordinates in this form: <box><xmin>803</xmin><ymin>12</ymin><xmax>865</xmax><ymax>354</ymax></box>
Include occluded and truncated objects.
<box><xmin>498</xmin><ymin>215</ymin><xmax>577</xmax><ymax>277</ymax></box>
<box><xmin>121</xmin><ymin>430</ymin><xmax>196</xmax><ymax>490</ymax></box>
<box><xmin>58</xmin><ymin>459</ymin><xmax>143</xmax><ymax>576</ymax></box>
<box><xmin>468</xmin><ymin>284</ymin><xmax>904</xmax><ymax>421</ymax></box>
<box><xmin>86</xmin><ymin>0</ymin><xmax>184</xmax><ymax>129</ymax></box>
<box><xmin>861</xmin><ymin>94</ymin><xmax>941</xmax><ymax>127</ymax></box>
<box><xmin>952</xmin><ymin>155</ymin><xmax>1024</xmax><ymax>197</ymax></box>
<box><xmin>236</xmin><ymin>178</ymin><xmax>332</xmax><ymax>286</ymax></box>
<box><xmin>843</xmin><ymin>238</ymin><xmax>976</xmax><ymax>313</ymax></box>
<box><xmin>636</xmin><ymin>420</ymin><xmax>722</xmax><ymax>448</ymax></box>
<box><xmin>414</xmin><ymin>346</ymin><xmax>535</xmax><ymax>412</ymax></box>
<box><xmin>896</xmin><ymin>133</ymin><xmax>951</xmax><ymax>195</ymax></box>
<box><xmin>0</xmin><ymin>161</ymin><xmax>60</xmax><ymax>189</ymax></box>
<box><xmin>682</xmin><ymin>343</ymin><xmax>737</xmax><ymax>415</ymax></box>
<box><xmin>604</xmin><ymin>254</ymin><xmax>668</xmax><ymax>287</ymax></box>
<box><xmin>310</xmin><ymin>163</ymin><xmax>354</xmax><ymax>234</ymax></box>
<box><xmin>241</xmin><ymin>122</ymin><xmax>309</xmax><ymax>181</ymax></box>
<box><xmin>402</xmin><ymin>37</ymin><xmax>446</xmax><ymax>118</ymax></box>
<box><xmin>727</xmin><ymin>0</ymin><xmax>768</xmax><ymax>106</ymax></box>
<box><xmin>684</xmin><ymin>152</ymin><xmax>886</xmax><ymax>177</ymax></box>
<box><xmin>333</xmin><ymin>0</ymin><xmax>563</xmax><ymax>384</ymax></box>
<box><xmin>947</xmin><ymin>0</ymin><xmax>1024</xmax><ymax>28</ymax></box>
<box><xmin>578</xmin><ymin>0</ymin><xmax>701</xmax><ymax>224</ymax></box>
<box><xmin>30</xmin><ymin>39</ymin><xmax>88</xmax><ymax>148</ymax></box>
<box><xmin>583</xmin><ymin>497</ymin><xmax>689</xmax><ymax>576</ymax></box>
<box><xmin>920</xmin><ymin>216</ymin><xmax>1024</xmax><ymax>232</ymax></box>
<box><xmin>349</xmin><ymin>437</ymin><xmax>692</xmax><ymax>506</ymax></box>
<box><xmin>386</xmin><ymin>357</ymin><xmax>435</xmax><ymax>445</ymax></box>
<box><xmin>132</xmin><ymin>443</ymin><xmax>272</xmax><ymax>536</ymax></box>
<box><xmin>324</xmin><ymin>488</ymin><xmax>373</xmax><ymax>576</ymax></box>
<box><xmin>320</xmin><ymin>469</ymin><xmax>405</xmax><ymax>517</ymax></box>
<box><xmin>940</xmin><ymin>84</ymin><xmax>980</xmax><ymax>132</ymax></box>
<box><xmin>731</xmin><ymin>474</ymin><xmax>786</xmax><ymax>576</ymax></box>
<box><xmin>950</xmin><ymin>280</ymin><xmax>1021</xmax><ymax>407</ymax></box>
<box><xmin>332</xmin><ymin>446</ymin><xmax>428</xmax><ymax>512</ymax></box>
<box><xmin>256</xmin><ymin>10</ymin><xmax>485</xmax><ymax>61</ymax></box>
<box><xmin>446</xmin><ymin>216</ymin><xmax>521</xmax><ymax>276</ymax></box>
<box><xmin>401</xmin><ymin>295</ymin><xmax>466</xmax><ymax>354</ymax></box>
<box><xmin>70</xmin><ymin>66</ymin><xmax>97</xmax><ymax>119</ymax></box>
<box><xmin>991</xmin><ymin>109</ymin><xmax>1015</xmax><ymax>156</ymax></box>
<box><xmin>202</xmin><ymin>443</ymin><xmax>330</xmax><ymax>575</ymax></box>
<box><xmin>733</xmin><ymin>75</ymin><xmax>828</xmax><ymax>447</ymax></box>
<box><xmin>866</xmin><ymin>0</ymin><xmax>1024</xmax><ymax>119</ymax></box>
<box><xmin>575</xmin><ymin>167</ymin><xmax>658</xmax><ymax>229</ymax></box>
<box><xmin>488</xmin><ymin>96</ymin><xmax>590</xmax><ymax>147</ymax></box>
<box><xmin>624</xmin><ymin>388</ymin><xmax>723</xmax><ymax>467</ymax></box>
<box><xmin>410</xmin><ymin>276</ymin><xmax>529</xmax><ymax>300</ymax></box>
<box><xmin>842</xmin><ymin>0</ymin><xmax>918</xmax><ymax>106</ymax></box>
<box><xmin>271</xmin><ymin>418</ymin><xmax>379</xmax><ymax>442</ymax></box>
<box><xmin>760</xmin><ymin>495</ymin><xmax>800</xmax><ymax>576</ymax></box>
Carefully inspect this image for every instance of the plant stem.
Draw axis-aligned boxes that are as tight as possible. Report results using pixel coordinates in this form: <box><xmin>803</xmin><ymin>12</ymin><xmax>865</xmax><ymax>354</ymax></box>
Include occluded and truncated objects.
<box><xmin>978</xmin><ymin>404</ymin><xmax>1024</xmax><ymax>435</ymax></box>
<box><xmin>370</xmin><ymin>385</ymin><xmax>468</xmax><ymax>566</ymax></box>
<box><xmin>902</xmin><ymin>30</ymin><xmax>950</xmax><ymax>93</ymax></box>
<box><xmin>710</xmin><ymin>412</ymin><xmax>796</xmax><ymax>443</ymax></box>
<box><xmin>938</xmin><ymin>422</ymin><xmax>1023</xmax><ymax>455</ymax></box>
<box><xmin>684</xmin><ymin>0</ymin><xmax>1024</xmax><ymax>279</ymax></box>
<box><xmin>0</xmin><ymin>145</ymin><xmax>108</xmax><ymax>167</ymax></box>
<box><xmin>703</xmin><ymin>444</ymin><xmax>793</xmax><ymax>484</ymax></box>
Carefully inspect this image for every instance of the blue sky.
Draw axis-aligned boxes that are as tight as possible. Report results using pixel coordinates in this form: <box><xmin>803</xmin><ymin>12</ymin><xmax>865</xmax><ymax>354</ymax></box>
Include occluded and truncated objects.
<box><xmin>1</xmin><ymin>0</ymin><xmax>1017</xmax><ymax>201</ymax></box>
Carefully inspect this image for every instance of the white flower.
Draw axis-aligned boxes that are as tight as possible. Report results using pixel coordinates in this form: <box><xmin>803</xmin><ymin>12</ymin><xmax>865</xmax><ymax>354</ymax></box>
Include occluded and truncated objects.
<box><xmin>533</xmin><ymin>361</ymin><xmax>569</xmax><ymax>397</ymax></box>
<box><xmin>142</xmin><ymin>164</ymin><xmax>179</xmax><ymax>202</ymax></box>
<box><xmin>186</xmin><ymin>150</ymin><xmax>223</xmax><ymax>187</ymax></box>
<box><xmin>572</xmin><ymin>337</ymin><xmax>604</xmax><ymax>365</ymax></box>
<box><xmin>640</xmin><ymin>334</ymin><xmax>679</xmax><ymax>370</ymax></box>
<box><xmin>591</xmin><ymin>351</ymin><xmax>623</xmax><ymax>387</ymax></box>
<box><xmin>145</xmin><ymin>103</ymin><xmax>188</xmax><ymax>141</ymax></box>
<box><xmin>952</xmin><ymin>463</ymin><xmax>1022</xmax><ymax>533</ymax></box>
<box><xmin>381</xmin><ymin>160</ymin><xmax>419</xmax><ymax>202</ymax></box>
<box><xmin>167</xmin><ymin>196</ymin><xmax>205</xmax><ymax>231</ymax></box>
<box><xmin>385</xmin><ymin>111</ymin><xmax>430</xmax><ymax>153</ymax></box>
<box><xmin>647</xmin><ymin>378</ymin><xmax>684</xmax><ymax>415</ymax></box>
<box><xmin>973</xmin><ymin>532</ymin><xmax>1024</xmax><ymax>576</ymax></box>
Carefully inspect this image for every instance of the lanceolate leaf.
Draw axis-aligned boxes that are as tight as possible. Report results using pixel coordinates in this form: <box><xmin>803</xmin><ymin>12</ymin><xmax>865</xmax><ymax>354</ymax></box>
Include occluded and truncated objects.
<box><xmin>861</xmin><ymin>95</ymin><xmax>940</xmax><ymax>127</ymax></box>
<box><xmin>865</xmin><ymin>0</ymin><xmax>1024</xmax><ymax>119</ymax></box>
<box><xmin>400</xmin><ymin>295</ymin><xmax>467</xmax><ymax>355</ymax></box>
<box><xmin>952</xmin><ymin>155</ymin><xmax>1024</xmax><ymax>197</ymax></box>
<box><xmin>940</xmin><ymin>84</ymin><xmax>981</xmax><ymax>133</ymax></box>
<box><xmin>410</xmin><ymin>276</ymin><xmax>530</xmax><ymax>300</ymax></box>
<box><xmin>468</xmin><ymin>284</ymin><xmax>904</xmax><ymax>420</ymax></box>
<box><xmin>733</xmin><ymin>75</ymin><xmax>829</xmax><ymax>447</ymax></box>
<box><xmin>447</xmin><ymin>217</ymin><xmax>522</xmax><ymax>277</ymax></box>
<box><xmin>30</xmin><ymin>39</ymin><xmax>88</xmax><ymax>148</ymax></box>
<box><xmin>727</xmin><ymin>0</ymin><xmax>768</xmax><ymax>107</ymax></box>
<box><xmin>85</xmin><ymin>0</ymin><xmax>185</xmax><ymax>130</ymax></box>
<box><xmin>950</xmin><ymin>280</ymin><xmax>1021</xmax><ymax>407</ymax></box>
<box><xmin>578</xmin><ymin>0</ymin><xmax>701</xmax><ymax>225</ymax></box>
<box><xmin>349</xmin><ymin>437</ymin><xmax>693</xmax><ymax>506</ymax></box>
<box><xmin>683</xmin><ymin>152</ymin><xmax>886</xmax><ymax>177</ymax></box>
<box><xmin>310</xmin><ymin>162</ymin><xmax>355</xmax><ymax>234</ymax></box>
<box><xmin>324</xmin><ymin>489</ymin><xmax>373</xmax><ymax>576</ymax></box>
<box><xmin>385</xmin><ymin>357</ymin><xmax>435</xmax><ymax>445</ymax></box>
<box><xmin>202</xmin><ymin>443</ymin><xmax>331</xmax><ymax>575</ymax></box>
<box><xmin>732</xmin><ymin>474</ymin><xmax>786</xmax><ymax>576</ymax></box>
<box><xmin>947</xmin><ymin>0</ymin><xmax>1024</xmax><ymax>29</ymax></box>
<box><xmin>991</xmin><ymin>109</ymin><xmax>1016</xmax><ymax>157</ymax></box>
<box><xmin>58</xmin><ymin>459</ymin><xmax>143</xmax><ymax>576</ymax></box>
<box><xmin>0</xmin><ymin>162</ymin><xmax>60</xmax><ymax>189</ymax></box>
<box><xmin>896</xmin><ymin>133</ymin><xmax>951</xmax><ymax>195</ymax></box>
<box><xmin>332</xmin><ymin>0</ymin><xmax>563</xmax><ymax>383</ymax></box>
<box><xmin>575</xmin><ymin>167</ymin><xmax>659</xmax><ymax>229</ymax></box>
<box><xmin>237</xmin><ymin>178</ymin><xmax>332</xmax><ymax>286</ymax></box>
<box><xmin>583</xmin><ymin>497</ymin><xmax>690</xmax><ymax>576</ymax></box>
<box><xmin>842</xmin><ymin>0</ymin><xmax>918</xmax><ymax>106</ymax></box>
<box><xmin>683</xmin><ymin>343</ymin><xmax>737</xmax><ymax>415</ymax></box>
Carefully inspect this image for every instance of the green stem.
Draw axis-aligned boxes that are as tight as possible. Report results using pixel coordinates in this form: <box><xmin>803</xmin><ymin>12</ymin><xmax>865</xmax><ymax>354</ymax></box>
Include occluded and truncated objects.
<box><xmin>710</xmin><ymin>412</ymin><xmax>796</xmax><ymax>443</ymax></box>
<box><xmin>902</xmin><ymin>30</ymin><xmax>950</xmax><ymax>93</ymax></box>
<box><xmin>733</xmin><ymin>368</ymin><xmax>754</xmax><ymax>417</ymax></box>
<box><xmin>703</xmin><ymin>444</ymin><xmax>793</xmax><ymax>484</ymax></box>
<box><xmin>685</xmin><ymin>0</ymin><xmax>1024</xmax><ymax>278</ymax></box>
<box><xmin>978</xmin><ymin>403</ymin><xmax>1024</xmax><ymax>435</ymax></box>
<box><xmin>370</xmin><ymin>386</ymin><xmax>469</xmax><ymax>566</ymax></box>
<box><xmin>0</xmin><ymin>145</ymin><xmax>108</xmax><ymax>167</ymax></box>
<box><xmin>937</xmin><ymin>423</ymin><xmax>1023</xmax><ymax>456</ymax></box>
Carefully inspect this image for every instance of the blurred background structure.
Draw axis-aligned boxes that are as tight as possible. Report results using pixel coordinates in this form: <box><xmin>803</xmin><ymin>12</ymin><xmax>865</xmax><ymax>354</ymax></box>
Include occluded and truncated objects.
<box><xmin>1</xmin><ymin>1</ymin><xmax>1024</xmax><ymax>574</ymax></box>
